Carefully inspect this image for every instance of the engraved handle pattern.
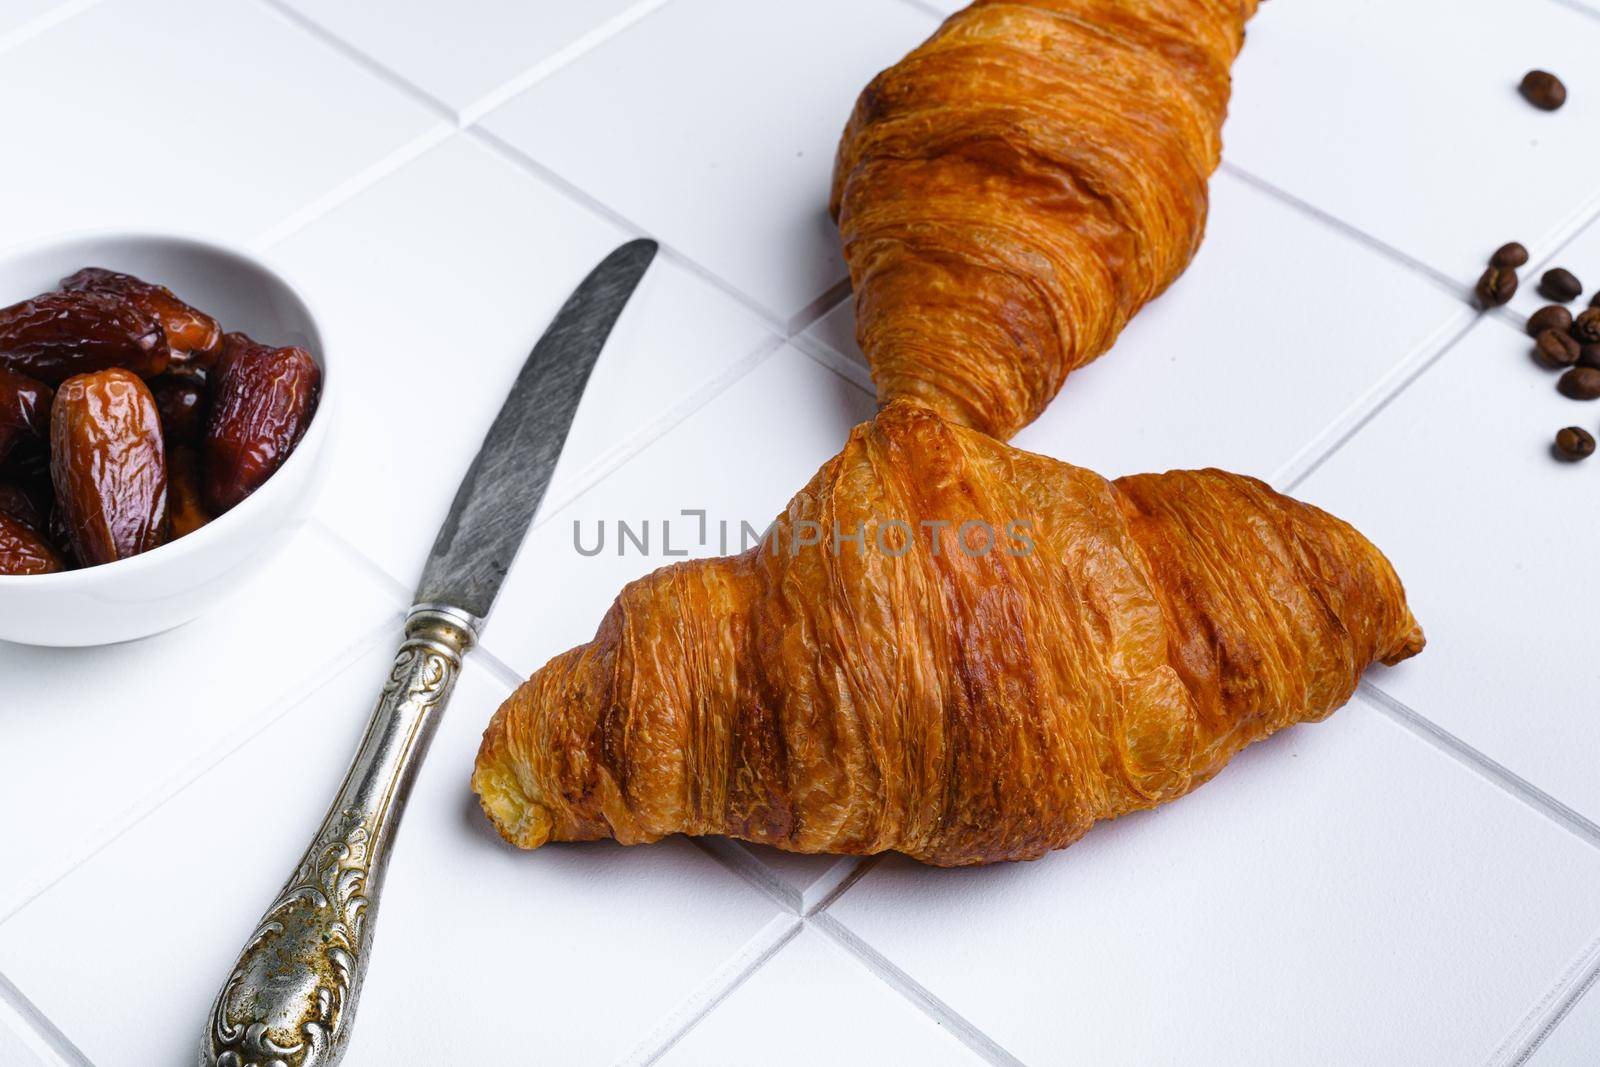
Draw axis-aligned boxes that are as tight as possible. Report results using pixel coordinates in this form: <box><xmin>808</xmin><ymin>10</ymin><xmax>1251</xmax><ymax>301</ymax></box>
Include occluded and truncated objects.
<box><xmin>200</xmin><ymin>607</ymin><xmax>476</xmax><ymax>1067</ymax></box>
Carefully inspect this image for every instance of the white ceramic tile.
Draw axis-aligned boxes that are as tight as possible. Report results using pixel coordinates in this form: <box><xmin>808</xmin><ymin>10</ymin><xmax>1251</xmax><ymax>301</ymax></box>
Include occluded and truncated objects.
<box><xmin>829</xmin><ymin>697</ymin><xmax>1600</xmax><ymax>1066</ymax></box>
<box><xmin>277</xmin><ymin>0</ymin><xmax>650</xmax><ymax>116</ymax></box>
<box><xmin>658</xmin><ymin>925</ymin><xmax>983</xmax><ymax>1067</ymax></box>
<box><xmin>806</xmin><ymin>170</ymin><xmax>1472</xmax><ymax>483</ymax></box>
<box><xmin>351</xmin><ymin>667</ymin><xmax>787</xmax><ymax>1066</ymax></box>
<box><xmin>1226</xmin><ymin>0</ymin><xmax>1600</xmax><ymax>278</ymax></box>
<box><xmin>0</xmin><ymin>527</ymin><xmax>397</xmax><ymax>915</ymax></box>
<box><xmin>270</xmin><ymin>134</ymin><xmax>775</xmax><ymax>588</ymax></box>
<box><xmin>480</xmin><ymin>0</ymin><xmax>937</xmax><ymax>322</ymax></box>
<box><xmin>0</xmin><ymin>651</ymin><xmax>780</xmax><ymax>1066</ymax></box>
<box><xmin>482</xmin><ymin>345</ymin><xmax>876</xmax><ymax>675</ymax></box>
<box><xmin>1509</xmin><ymin>207</ymin><xmax>1600</xmax><ymax>321</ymax></box>
<box><xmin>1295</xmin><ymin>315</ymin><xmax>1600</xmax><ymax>823</ymax></box>
<box><xmin>0</xmin><ymin>0</ymin><xmax>442</xmax><ymax>250</ymax></box>
<box><xmin>0</xmin><ymin>0</ymin><xmax>68</xmax><ymax>40</ymax></box>
<box><xmin>0</xmin><ymin>1007</ymin><xmax>48</xmax><ymax>1067</ymax></box>
<box><xmin>1533</xmin><ymin>975</ymin><xmax>1600</xmax><ymax>1066</ymax></box>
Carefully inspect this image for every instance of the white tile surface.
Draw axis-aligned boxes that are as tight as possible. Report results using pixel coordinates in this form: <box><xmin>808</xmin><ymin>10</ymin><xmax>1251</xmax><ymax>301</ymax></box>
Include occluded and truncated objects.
<box><xmin>806</xmin><ymin>170</ymin><xmax>1473</xmax><ymax>483</ymax></box>
<box><xmin>277</xmin><ymin>0</ymin><xmax>651</xmax><ymax>117</ymax></box>
<box><xmin>480</xmin><ymin>0</ymin><xmax>937</xmax><ymax>323</ymax></box>
<box><xmin>1510</xmin><ymin>208</ymin><xmax>1600</xmax><ymax>321</ymax></box>
<box><xmin>1295</xmin><ymin>315</ymin><xmax>1600</xmax><ymax>824</ymax></box>
<box><xmin>657</xmin><ymin>926</ymin><xmax>984</xmax><ymax>1067</ymax></box>
<box><xmin>0</xmin><ymin>0</ymin><xmax>67</xmax><ymax>41</ymax></box>
<box><xmin>345</xmin><ymin>666</ymin><xmax>785</xmax><ymax>1067</ymax></box>
<box><xmin>1533</xmin><ymin>975</ymin><xmax>1600</xmax><ymax>1066</ymax></box>
<box><xmin>0</xmin><ymin>651</ymin><xmax>780</xmax><ymax>1067</ymax></box>
<box><xmin>270</xmin><ymin>133</ymin><xmax>775</xmax><ymax>587</ymax></box>
<box><xmin>1226</xmin><ymin>0</ymin><xmax>1600</xmax><ymax>277</ymax></box>
<box><xmin>482</xmin><ymin>345</ymin><xmax>876</xmax><ymax>674</ymax></box>
<box><xmin>829</xmin><ymin>697</ymin><xmax>1600</xmax><ymax>1066</ymax></box>
<box><xmin>0</xmin><ymin>0</ymin><xmax>442</xmax><ymax>250</ymax></box>
<box><xmin>0</xmin><ymin>527</ymin><xmax>397</xmax><ymax>916</ymax></box>
<box><xmin>0</xmin><ymin>1006</ymin><xmax>48</xmax><ymax>1067</ymax></box>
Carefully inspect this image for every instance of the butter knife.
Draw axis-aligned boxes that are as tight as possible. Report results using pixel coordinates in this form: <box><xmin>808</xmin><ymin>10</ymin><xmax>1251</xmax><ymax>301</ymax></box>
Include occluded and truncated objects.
<box><xmin>199</xmin><ymin>238</ymin><xmax>659</xmax><ymax>1067</ymax></box>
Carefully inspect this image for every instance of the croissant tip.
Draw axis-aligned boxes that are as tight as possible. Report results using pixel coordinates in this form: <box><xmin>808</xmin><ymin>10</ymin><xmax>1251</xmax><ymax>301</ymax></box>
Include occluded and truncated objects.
<box><xmin>472</xmin><ymin>756</ymin><xmax>554</xmax><ymax>850</ymax></box>
<box><xmin>1380</xmin><ymin>621</ymin><xmax>1427</xmax><ymax>666</ymax></box>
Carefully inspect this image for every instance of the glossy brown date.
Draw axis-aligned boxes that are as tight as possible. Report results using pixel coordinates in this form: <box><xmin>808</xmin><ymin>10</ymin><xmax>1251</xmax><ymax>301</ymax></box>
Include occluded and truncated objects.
<box><xmin>166</xmin><ymin>446</ymin><xmax>212</xmax><ymax>538</ymax></box>
<box><xmin>51</xmin><ymin>368</ymin><xmax>169</xmax><ymax>567</ymax></box>
<box><xmin>0</xmin><ymin>481</ymin><xmax>45</xmax><ymax>533</ymax></box>
<box><xmin>0</xmin><ymin>367</ymin><xmax>52</xmax><ymax>461</ymax></box>
<box><xmin>203</xmin><ymin>333</ymin><xmax>320</xmax><ymax>515</ymax></box>
<box><xmin>61</xmin><ymin>268</ymin><xmax>222</xmax><ymax>365</ymax></box>
<box><xmin>0</xmin><ymin>511</ymin><xmax>62</xmax><ymax>575</ymax></box>
<box><xmin>0</xmin><ymin>290</ymin><xmax>170</xmax><ymax>384</ymax></box>
<box><xmin>151</xmin><ymin>374</ymin><xmax>208</xmax><ymax>445</ymax></box>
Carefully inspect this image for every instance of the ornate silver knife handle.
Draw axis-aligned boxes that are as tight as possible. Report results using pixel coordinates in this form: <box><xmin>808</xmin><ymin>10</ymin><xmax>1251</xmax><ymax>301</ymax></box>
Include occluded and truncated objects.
<box><xmin>200</xmin><ymin>605</ymin><xmax>477</xmax><ymax>1067</ymax></box>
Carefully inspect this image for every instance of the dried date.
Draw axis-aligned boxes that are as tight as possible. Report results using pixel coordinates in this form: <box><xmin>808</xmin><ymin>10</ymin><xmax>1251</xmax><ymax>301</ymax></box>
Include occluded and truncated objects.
<box><xmin>51</xmin><ymin>368</ymin><xmax>169</xmax><ymax>566</ymax></box>
<box><xmin>61</xmin><ymin>268</ymin><xmax>222</xmax><ymax>365</ymax></box>
<box><xmin>166</xmin><ymin>446</ymin><xmax>212</xmax><ymax>538</ymax></box>
<box><xmin>0</xmin><ymin>511</ymin><xmax>62</xmax><ymax>575</ymax></box>
<box><xmin>150</xmin><ymin>374</ymin><xmax>208</xmax><ymax>445</ymax></box>
<box><xmin>0</xmin><ymin>367</ymin><xmax>52</xmax><ymax>461</ymax></box>
<box><xmin>0</xmin><ymin>290</ymin><xmax>170</xmax><ymax>384</ymax></box>
<box><xmin>203</xmin><ymin>334</ymin><xmax>320</xmax><ymax>514</ymax></box>
<box><xmin>0</xmin><ymin>481</ymin><xmax>44</xmax><ymax>532</ymax></box>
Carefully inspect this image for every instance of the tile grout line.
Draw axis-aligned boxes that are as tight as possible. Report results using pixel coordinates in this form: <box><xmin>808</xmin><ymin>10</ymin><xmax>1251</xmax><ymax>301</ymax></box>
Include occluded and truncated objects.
<box><xmin>1219</xmin><ymin>161</ymin><xmax>1473</xmax><ymax>303</ymax></box>
<box><xmin>1490</xmin><ymin>925</ymin><xmax>1600</xmax><ymax>1067</ymax></box>
<box><xmin>811</xmin><ymin>912</ymin><xmax>1031</xmax><ymax>1067</ymax></box>
<box><xmin>456</xmin><ymin>0</ymin><xmax>681</xmax><ymax>127</ymax></box>
<box><xmin>0</xmin><ymin>0</ymin><xmax>103</xmax><ymax>58</ymax></box>
<box><xmin>0</xmin><ymin>604</ymin><xmax>404</xmax><ymax>930</ymax></box>
<box><xmin>1358</xmin><ymin>682</ymin><xmax>1600</xmax><ymax>851</ymax></box>
<box><xmin>0</xmin><ymin>969</ymin><xmax>92</xmax><ymax>1067</ymax></box>
<box><xmin>1275</xmin><ymin>309</ymin><xmax>1482</xmax><ymax>491</ymax></box>
<box><xmin>613</xmin><ymin>913</ymin><xmax>804</xmax><ymax>1067</ymax></box>
<box><xmin>1543</xmin><ymin>0</ymin><xmax>1600</xmax><ymax>26</ymax></box>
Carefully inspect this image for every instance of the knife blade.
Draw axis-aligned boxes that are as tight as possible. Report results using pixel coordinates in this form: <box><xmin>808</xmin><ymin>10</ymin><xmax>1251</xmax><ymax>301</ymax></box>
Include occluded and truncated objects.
<box><xmin>417</xmin><ymin>236</ymin><xmax>659</xmax><ymax>620</ymax></box>
<box><xmin>199</xmin><ymin>239</ymin><xmax>658</xmax><ymax>1067</ymax></box>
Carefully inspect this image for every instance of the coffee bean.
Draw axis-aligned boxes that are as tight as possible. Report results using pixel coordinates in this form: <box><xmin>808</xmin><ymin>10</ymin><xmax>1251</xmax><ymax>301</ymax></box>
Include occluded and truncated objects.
<box><xmin>1558</xmin><ymin>366</ymin><xmax>1600</xmax><ymax>400</ymax></box>
<box><xmin>1554</xmin><ymin>426</ymin><xmax>1596</xmax><ymax>461</ymax></box>
<box><xmin>1591</xmin><ymin>291</ymin><xmax>1600</xmax><ymax>309</ymax></box>
<box><xmin>1521</xmin><ymin>70</ymin><xmax>1567</xmax><ymax>110</ymax></box>
<box><xmin>1536</xmin><ymin>329</ymin><xmax>1581</xmax><ymax>368</ymax></box>
<box><xmin>1573</xmin><ymin>309</ymin><xmax>1600</xmax><ymax>344</ymax></box>
<box><xmin>1580</xmin><ymin>345</ymin><xmax>1600</xmax><ymax>370</ymax></box>
<box><xmin>1527</xmin><ymin>304</ymin><xmax>1573</xmax><ymax>337</ymax></box>
<box><xmin>1476</xmin><ymin>266</ymin><xmax>1518</xmax><ymax>308</ymax></box>
<box><xmin>1490</xmin><ymin>241</ymin><xmax>1529</xmax><ymax>268</ymax></box>
<box><xmin>1541</xmin><ymin>267</ymin><xmax>1583</xmax><ymax>303</ymax></box>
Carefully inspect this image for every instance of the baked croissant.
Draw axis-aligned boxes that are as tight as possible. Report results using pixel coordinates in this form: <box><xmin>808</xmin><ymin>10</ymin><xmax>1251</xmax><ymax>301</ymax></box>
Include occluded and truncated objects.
<box><xmin>832</xmin><ymin>0</ymin><xmax>1258</xmax><ymax>439</ymax></box>
<box><xmin>475</xmin><ymin>403</ymin><xmax>1422</xmax><ymax>867</ymax></box>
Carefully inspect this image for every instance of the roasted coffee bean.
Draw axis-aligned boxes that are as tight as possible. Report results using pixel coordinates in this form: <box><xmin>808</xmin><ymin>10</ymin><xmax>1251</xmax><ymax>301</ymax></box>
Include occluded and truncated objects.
<box><xmin>1476</xmin><ymin>266</ymin><xmax>1518</xmax><ymax>308</ymax></box>
<box><xmin>1535</xmin><ymin>329</ymin><xmax>1581</xmax><ymax>368</ymax></box>
<box><xmin>0</xmin><ymin>368</ymin><xmax>52</xmax><ymax>461</ymax></box>
<box><xmin>150</xmin><ymin>374</ymin><xmax>208</xmax><ymax>445</ymax></box>
<box><xmin>1541</xmin><ymin>268</ymin><xmax>1583</xmax><ymax>303</ymax></box>
<box><xmin>1521</xmin><ymin>70</ymin><xmax>1568</xmax><ymax>110</ymax></box>
<box><xmin>1555</xmin><ymin>426</ymin><xmax>1596</xmax><ymax>461</ymax></box>
<box><xmin>202</xmin><ymin>333</ymin><xmax>321</xmax><ymax>515</ymax></box>
<box><xmin>1558</xmin><ymin>366</ymin><xmax>1600</xmax><ymax>400</ymax></box>
<box><xmin>1572</xmin><ymin>309</ymin><xmax>1600</xmax><ymax>344</ymax></box>
<box><xmin>0</xmin><ymin>511</ymin><xmax>61</xmax><ymax>575</ymax></box>
<box><xmin>1580</xmin><ymin>345</ymin><xmax>1600</xmax><ymax>370</ymax></box>
<box><xmin>0</xmin><ymin>290</ymin><xmax>169</xmax><ymax>384</ymax></box>
<box><xmin>60</xmin><ymin>268</ymin><xmax>222</xmax><ymax>365</ymax></box>
<box><xmin>1528</xmin><ymin>305</ymin><xmax>1574</xmax><ymax>338</ymax></box>
<box><xmin>165</xmin><ymin>446</ymin><xmax>211</xmax><ymax>539</ymax></box>
<box><xmin>1490</xmin><ymin>242</ymin><xmax>1529</xmax><ymax>268</ymax></box>
<box><xmin>1591</xmin><ymin>291</ymin><xmax>1600</xmax><ymax>309</ymax></box>
<box><xmin>51</xmin><ymin>368</ymin><xmax>169</xmax><ymax>566</ymax></box>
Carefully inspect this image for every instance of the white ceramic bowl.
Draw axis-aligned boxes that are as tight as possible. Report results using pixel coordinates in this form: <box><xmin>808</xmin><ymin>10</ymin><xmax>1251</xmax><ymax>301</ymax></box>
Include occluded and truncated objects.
<box><xmin>0</xmin><ymin>232</ymin><xmax>334</xmax><ymax>647</ymax></box>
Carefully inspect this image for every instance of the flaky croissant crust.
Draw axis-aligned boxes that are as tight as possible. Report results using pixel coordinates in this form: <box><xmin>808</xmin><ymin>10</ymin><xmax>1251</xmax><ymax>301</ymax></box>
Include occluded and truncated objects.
<box><xmin>832</xmin><ymin>0</ymin><xmax>1259</xmax><ymax>440</ymax></box>
<box><xmin>476</xmin><ymin>403</ymin><xmax>1421</xmax><ymax>867</ymax></box>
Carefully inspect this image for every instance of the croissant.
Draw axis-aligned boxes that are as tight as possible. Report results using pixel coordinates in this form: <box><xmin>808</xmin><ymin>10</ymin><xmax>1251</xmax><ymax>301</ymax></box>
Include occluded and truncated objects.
<box><xmin>475</xmin><ymin>403</ymin><xmax>1422</xmax><ymax>867</ymax></box>
<box><xmin>831</xmin><ymin>0</ymin><xmax>1258</xmax><ymax>439</ymax></box>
